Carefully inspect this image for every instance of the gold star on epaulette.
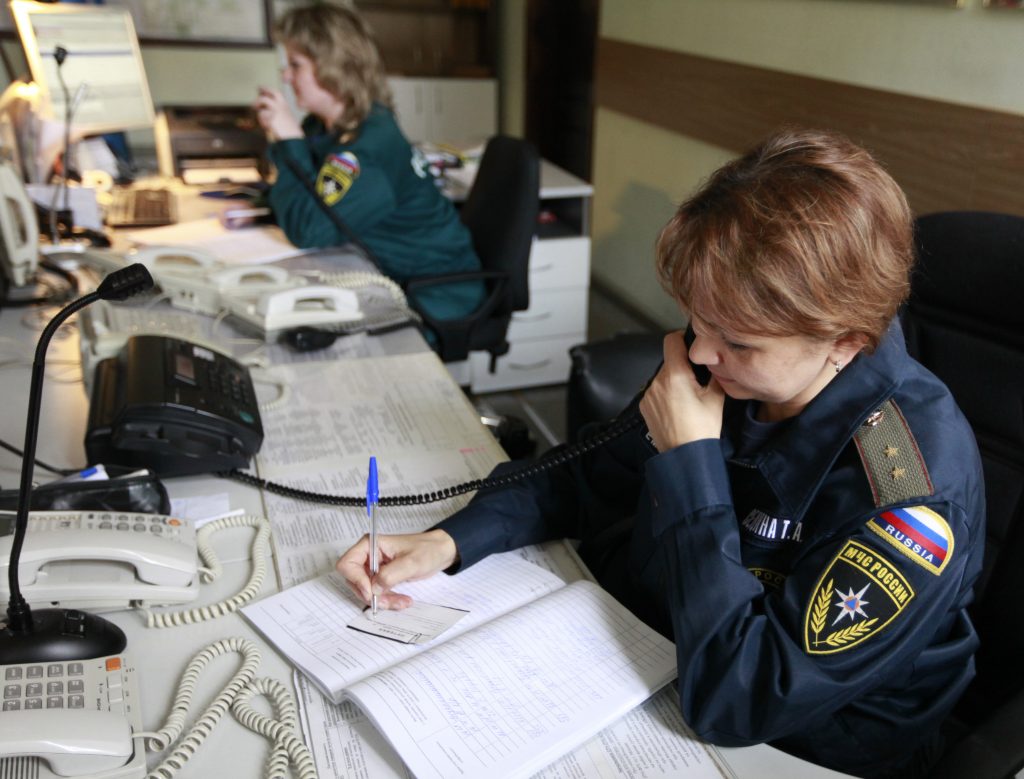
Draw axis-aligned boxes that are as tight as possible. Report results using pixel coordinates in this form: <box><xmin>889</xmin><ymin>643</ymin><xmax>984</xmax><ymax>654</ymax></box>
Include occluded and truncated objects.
<box><xmin>883</xmin><ymin>445</ymin><xmax>900</xmax><ymax>459</ymax></box>
<box><xmin>891</xmin><ymin>466</ymin><xmax>906</xmax><ymax>480</ymax></box>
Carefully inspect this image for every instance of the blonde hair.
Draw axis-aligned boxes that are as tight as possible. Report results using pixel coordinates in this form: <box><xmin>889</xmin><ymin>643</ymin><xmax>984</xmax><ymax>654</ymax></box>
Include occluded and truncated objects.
<box><xmin>275</xmin><ymin>4</ymin><xmax>393</xmax><ymax>135</ymax></box>
<box><xmin>655</xmin><ymin>128</ymin><xmax>915</xmax><ymax>353</ymax></box>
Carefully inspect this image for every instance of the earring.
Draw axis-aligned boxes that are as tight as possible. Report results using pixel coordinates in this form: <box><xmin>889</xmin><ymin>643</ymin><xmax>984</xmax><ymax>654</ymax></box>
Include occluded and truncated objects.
<box><xmin>833</xmin><ymin>359</ymin><xmax>843</xmax><ymax>374</ymax></box>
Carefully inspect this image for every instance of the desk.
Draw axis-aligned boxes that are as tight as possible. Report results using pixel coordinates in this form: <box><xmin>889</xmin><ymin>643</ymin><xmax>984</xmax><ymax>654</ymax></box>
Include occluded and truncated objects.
<box><xmin>0</xmin><ymin>276</ymin><xmax>849</xmax><ymax>778</ymax></box>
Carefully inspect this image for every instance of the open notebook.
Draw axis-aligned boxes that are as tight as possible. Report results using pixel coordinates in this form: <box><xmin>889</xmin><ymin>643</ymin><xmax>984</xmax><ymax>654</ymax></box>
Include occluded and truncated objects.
<box><xmin>242</xmin><ymin>554</ymin><xmax>678</xmax><ymax>779</ymax></box>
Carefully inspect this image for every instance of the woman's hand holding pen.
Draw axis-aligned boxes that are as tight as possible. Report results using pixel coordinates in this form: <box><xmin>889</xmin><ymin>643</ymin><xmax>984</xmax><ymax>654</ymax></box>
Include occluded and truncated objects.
<box><xmin>252</xmin><ymin>86</ymin><xmax>302</xmax><ymax>141</ymax></box>
<box><xmin>336</xmin><ymin>529</ymin><xmax>458</xmax><ymax>611</ymax></box>
<box><xmin>639</xmin><ymin>330</ymin><xmax>725</xmax><ymax>452</ymax></box>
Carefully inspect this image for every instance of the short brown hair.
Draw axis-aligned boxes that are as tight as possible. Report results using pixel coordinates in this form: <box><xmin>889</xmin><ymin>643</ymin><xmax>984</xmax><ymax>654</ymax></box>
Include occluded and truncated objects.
<box><xmin>655</xmin><ymin>128</ymin><xmax>914</xmax><ymax>352</ymax></box>
<box><xmin>275</xmin><ymin>4</ymin><xmax>393</xmax><ymax>135</ymax></box>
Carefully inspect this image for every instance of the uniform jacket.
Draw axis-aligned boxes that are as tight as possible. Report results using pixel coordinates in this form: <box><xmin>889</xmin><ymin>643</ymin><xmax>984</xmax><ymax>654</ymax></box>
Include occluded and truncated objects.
<box><xmin>266</xmin><ymin>105</ymin><xmax>483</xmax><ymax>321</ymax></box>
<box><xmin>438</xmin><ymin>324</ymin><xmax>985</xmax><ymax>778</ymax></box>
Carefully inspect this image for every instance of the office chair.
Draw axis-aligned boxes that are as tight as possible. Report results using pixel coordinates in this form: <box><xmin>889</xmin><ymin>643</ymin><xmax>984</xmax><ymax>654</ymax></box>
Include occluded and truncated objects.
<box><xmin>566</xmin><ymin>332</ymin><xmax>664</xmax><ymax>442</ymax></box>
<box><xmin>900</xmin><ymin>211</ymin><xmax>1024</xmax><ymax>779</ymax></box>
<box><xmin>405</xmin><ymin>135</ymin><xmax>539</xmax><ymax>368</ymax></box>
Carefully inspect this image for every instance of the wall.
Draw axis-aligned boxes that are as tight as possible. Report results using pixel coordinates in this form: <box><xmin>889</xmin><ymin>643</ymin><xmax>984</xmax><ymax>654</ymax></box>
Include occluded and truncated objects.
<box><xmin>592</xmin><ymin>0</ymin><xmax>1024</xmax><ymax>329</ymax></box>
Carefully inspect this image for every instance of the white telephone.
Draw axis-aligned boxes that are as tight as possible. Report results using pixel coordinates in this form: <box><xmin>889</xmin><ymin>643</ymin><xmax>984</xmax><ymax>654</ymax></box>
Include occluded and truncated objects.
<box><xmin>0</xmin><ymin>652</ymin><xmax>146</xmax><ymax>778</ymax></box>
<box><xmin>223</xmin><ymin>283</ymin><xmax>363</xmax><ymax>341</ymax></box>
<box><xmin>0</xmin><ymin>159</ymin><xmax>38</xmax><ymax>289</ymax></box>
<box><xmin>0</xmin><ymin>511</ymin><xmax>199</xmax><ymax>612</ymax></box>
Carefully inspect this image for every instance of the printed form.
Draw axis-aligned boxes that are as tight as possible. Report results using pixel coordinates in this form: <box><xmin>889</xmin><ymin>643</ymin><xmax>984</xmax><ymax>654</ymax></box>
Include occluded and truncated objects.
<box><xmin>253</xmin><ymin>352</ymin><xmax>506</xmax><ymax>586</ymax></box>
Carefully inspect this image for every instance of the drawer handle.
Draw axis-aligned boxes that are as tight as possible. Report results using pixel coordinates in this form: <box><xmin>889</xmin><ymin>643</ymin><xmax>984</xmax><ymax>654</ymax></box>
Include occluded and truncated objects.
<box><xmin>530</xmin><ymin>263</ymin><xmax>555</xmax><ymax>274</ymax></box>
<box><xmin>512</xmin><ymin>312</ymin><xmax>552</xmax><ymax>323</ymax></box>
<box><xmin>508</xmin><ymin>358</ymin><xmax>552</xmax><ymax>371</ymax></box>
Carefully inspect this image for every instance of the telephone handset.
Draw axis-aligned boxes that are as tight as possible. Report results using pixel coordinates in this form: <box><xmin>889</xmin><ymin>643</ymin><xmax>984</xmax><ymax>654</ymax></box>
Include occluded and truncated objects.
<box><xmin>0</xmin><ymin>159</ymin><xmax>38</xmax><ymax>290</ymax></box>
<box><xmin>0</xmin><ymin>510</ymin><xmax>200</xmax><ymax>612</ymax></box>
<box><xmin>684</xmin><ymin>324</ymin><xmax>712</xmax><ymax>387</ymax></box>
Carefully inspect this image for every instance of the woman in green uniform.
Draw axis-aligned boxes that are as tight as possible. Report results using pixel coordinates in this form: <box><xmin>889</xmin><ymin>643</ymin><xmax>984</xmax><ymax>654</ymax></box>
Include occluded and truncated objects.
<box><xmin>252</xmin><ymin>4</ymin><xmax>483</xmax><ymax>322</ymax></box>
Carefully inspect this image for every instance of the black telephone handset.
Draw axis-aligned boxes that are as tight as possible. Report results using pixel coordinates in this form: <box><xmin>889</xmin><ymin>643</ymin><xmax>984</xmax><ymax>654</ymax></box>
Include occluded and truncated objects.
<box><xmin>86</xmin><ymin>335</ymin><xmax>264</xmax><ymax>478</ymax></box>
<box><xmin>684</xmin><ymin>324</ymin><xmax>712</xmax><ymax>387</ymax></box>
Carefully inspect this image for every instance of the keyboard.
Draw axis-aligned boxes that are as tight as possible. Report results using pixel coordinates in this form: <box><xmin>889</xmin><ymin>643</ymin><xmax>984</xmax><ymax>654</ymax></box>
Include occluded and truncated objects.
<box><xmin>105</xmin><ymin>188</ymin><xmax>177</xmax><ymax>228</ymax></box>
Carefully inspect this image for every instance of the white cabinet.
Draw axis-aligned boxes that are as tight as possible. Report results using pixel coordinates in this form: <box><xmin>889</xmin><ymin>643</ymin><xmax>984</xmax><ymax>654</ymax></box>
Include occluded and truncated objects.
<box><xmin>387</xmin><ymin>77</ymin><xmax>497</xmax><ymax>145</ymax></box>
<box><xmin>468</xmin><ymin>162</ymin><xmax>593</xmax><ymax>393</ymax></box>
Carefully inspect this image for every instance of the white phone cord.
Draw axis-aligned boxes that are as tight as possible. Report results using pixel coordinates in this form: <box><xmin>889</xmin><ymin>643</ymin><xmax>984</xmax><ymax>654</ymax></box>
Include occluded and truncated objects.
<box><xmin>134</xmin><ymin>637</ymin><xmax>261</xmax><ymax>778</ymax></box>
<box><xmin>132</xmin><ymin>638</ymin><xmax>316</xmax><ymax>779</ymax></box>
<box><xmin>311</xmin><ymin>269</ymin><xmax>409</xmax><ymax>306</ymax></box>
<box><xmin>231</xmin><ymin>677</ymin><xmax>318</xmax><ymax>779</ymax></box>
<box><xmin>139</xmin><ymin>514</ymin><xmax>271</xmax><ymax>628</ymax></box>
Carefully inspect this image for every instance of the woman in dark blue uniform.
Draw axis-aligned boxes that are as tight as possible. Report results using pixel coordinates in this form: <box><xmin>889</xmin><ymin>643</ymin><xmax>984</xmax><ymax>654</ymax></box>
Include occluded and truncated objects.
<box><xmin>337</xmin><ymin>129</ymin><xmax>985</xmax><ymax>778</ymax></box>
<box><xmin>252</xmin><ymin>4</ymin><xmax>483</xmax><ymax>322</ymax></box>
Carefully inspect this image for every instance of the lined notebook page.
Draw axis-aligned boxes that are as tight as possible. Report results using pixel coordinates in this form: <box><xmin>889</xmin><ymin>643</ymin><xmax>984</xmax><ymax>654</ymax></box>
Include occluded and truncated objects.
<box><xmin>345</xmin><ymin>580</ymin><xmax>677</xmax><ymax>779</ymax></box>
<box><xmin>242</xmin><ymin>553</ymin><xmax>566</xmax><ymax>702</ymax></box>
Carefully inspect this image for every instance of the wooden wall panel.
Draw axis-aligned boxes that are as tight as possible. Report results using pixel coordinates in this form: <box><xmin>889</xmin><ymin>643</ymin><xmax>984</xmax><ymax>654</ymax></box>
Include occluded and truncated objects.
<box><xmin>595</xmin><ymin>38</ymin><xmax>1024</xmax><ymax>216</ymax></box>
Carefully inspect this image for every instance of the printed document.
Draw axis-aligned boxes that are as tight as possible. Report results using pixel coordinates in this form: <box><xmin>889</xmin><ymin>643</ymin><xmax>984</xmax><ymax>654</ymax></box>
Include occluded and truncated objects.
<box><xmin>243</xmin><ymin>554</ymin><xmax>678</xmax><ymax>779</ymax></box>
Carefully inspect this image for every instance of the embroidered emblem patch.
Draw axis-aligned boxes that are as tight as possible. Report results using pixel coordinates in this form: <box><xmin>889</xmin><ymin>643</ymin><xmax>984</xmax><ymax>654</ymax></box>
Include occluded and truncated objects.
<box><xmin>316</xmin><ymin>151</ymin><xmax>360</xmax><ymax>206</ymax></box>
<box><xmin>803</xmin><ymin>540</ymin><xmax>915</xmax><ymax>655</ymax></box>
<box><xmin>867</xmin><ymin>505</ymin><xmax>953</xmax><ymax>575</ymax></box>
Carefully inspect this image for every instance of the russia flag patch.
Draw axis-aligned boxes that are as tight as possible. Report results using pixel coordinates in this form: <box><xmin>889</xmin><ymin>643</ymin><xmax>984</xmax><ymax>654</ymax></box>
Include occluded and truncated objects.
<box><xmin>867</xmin><ymin>505</ymin><xmax>954</xmax><ymax>575</ymax></box>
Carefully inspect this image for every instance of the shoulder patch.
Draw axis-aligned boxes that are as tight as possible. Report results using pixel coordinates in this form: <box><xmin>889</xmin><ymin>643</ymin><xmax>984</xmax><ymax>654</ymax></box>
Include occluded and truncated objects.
<box><xmin>867</xmin><ymin>505</ymin><xmax>953</xmax><ymax>575</ymax></box>
<box><xmin>316</xmin><ymin>151</ymin><xmax>360</xmax><ymax>205</ymax></box>
<box><xmin>853</xmin><ymin>399</ymin><xmax>934</xmax><ymax>507</ymax></box>
<box><xmin>803</xmin><ymin>540</ymin><xmax>915</xmax><ymax>655</ymax></box>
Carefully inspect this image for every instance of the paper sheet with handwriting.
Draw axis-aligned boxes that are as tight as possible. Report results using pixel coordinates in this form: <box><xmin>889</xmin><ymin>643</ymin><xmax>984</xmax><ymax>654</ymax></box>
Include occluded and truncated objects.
<box><xmin>253</xmin><ymin>353</ymin><xmax>506</xmax><ymax>586</ymax></box>
<box><xmin>345</xmin><ymin>580</ymin><xmax>677</xmax><ymax>779</ymax></box>
<box><xmin>242</xmin><ymin>553</ymin><xmax>567</xmax><ymax>703</ymax></box>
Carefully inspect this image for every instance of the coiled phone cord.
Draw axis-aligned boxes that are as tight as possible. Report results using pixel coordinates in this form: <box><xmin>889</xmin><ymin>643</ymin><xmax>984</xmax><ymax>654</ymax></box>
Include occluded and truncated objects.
<box><xmin>231</xmin><ymin>677</ymin><xmax>318</xmax><ymax>779</ymax></box>
<box><xmin>134</xmin><ymin>637</ymin><xmax>316</xmax><ymax>779</ymax></box>
<box><xmin>223</xmin><ymin>409</ymin><xmax>643</xmax><ymax>508</ymax></box>
<box><xmin>138</xmin><ymin>514</ymin><xmax>271</xmax><ymax>628</ymax></box>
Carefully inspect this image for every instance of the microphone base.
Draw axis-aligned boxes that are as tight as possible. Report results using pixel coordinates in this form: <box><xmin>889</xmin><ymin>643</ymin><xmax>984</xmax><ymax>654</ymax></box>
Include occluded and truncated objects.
<box><xmin>0</xmin><ymin>608</ymin><xmax>127</xmax><ymax>665</ymax></box>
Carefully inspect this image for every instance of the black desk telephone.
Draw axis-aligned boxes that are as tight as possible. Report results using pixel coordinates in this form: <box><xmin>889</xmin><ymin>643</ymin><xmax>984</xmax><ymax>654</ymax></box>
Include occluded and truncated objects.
<box><xmin>85</xmin><ymin>335</ymin><xmax>263</xmax><ymax>478</ymax></box>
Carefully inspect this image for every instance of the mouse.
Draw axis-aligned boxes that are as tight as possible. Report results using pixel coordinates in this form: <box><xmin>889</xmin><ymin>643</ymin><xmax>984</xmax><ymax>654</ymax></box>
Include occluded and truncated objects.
<box><xmin>282</xmin><ymin>326</ymin><xmax>340</xmax><ymax>352</ymax></box>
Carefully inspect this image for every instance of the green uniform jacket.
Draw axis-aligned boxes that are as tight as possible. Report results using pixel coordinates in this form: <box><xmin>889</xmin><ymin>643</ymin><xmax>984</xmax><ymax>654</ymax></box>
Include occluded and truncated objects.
<box><xmin>266</xmin><ymin>105</ymin><xmax>484</xmax><ymax>321</ymax></box>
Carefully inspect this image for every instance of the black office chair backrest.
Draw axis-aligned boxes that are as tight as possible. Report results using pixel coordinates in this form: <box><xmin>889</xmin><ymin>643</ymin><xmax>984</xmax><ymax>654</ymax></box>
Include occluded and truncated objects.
<box><xmin>460</xmin><ymin>135</ymin><xmax>539</xmax><ymax>315</ymax></box>
<box><xmin>902</xmin><ymin>211</ymin><xmax>1024</xmax><ymax>725</ymax></box>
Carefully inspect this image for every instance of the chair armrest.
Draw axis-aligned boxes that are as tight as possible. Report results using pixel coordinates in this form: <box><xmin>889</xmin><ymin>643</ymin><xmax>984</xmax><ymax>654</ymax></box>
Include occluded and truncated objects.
<box><xmin>933</xmin><ymin>689</ymin><xmax>1024</xmax><ymax>779</ymax></box>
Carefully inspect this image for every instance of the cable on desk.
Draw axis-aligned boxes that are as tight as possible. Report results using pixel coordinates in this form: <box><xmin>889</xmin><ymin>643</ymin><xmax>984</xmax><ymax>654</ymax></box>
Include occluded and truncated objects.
<box><xmin>221</xmin><ymin>410</ymin><xmax>643</xmax><ymax>507</ymax></box>
<box><xmin>138</xmin><ymin>514</ymin><xmax>271</xmax><ymax>628</ymax></box>
<box><xmin>231</xmin><ymin>677</ymin><xmax>318</xmax><ymax>779</ymax></box>
<box><xmin>0</xmin><ymin>435</ymin><xmax>80</xmax><ymax>476</ymax></box>
<box><xmin>135</xmin><ymin>637</ymin><xmax>262</xmax><ymax>779</ymax></box>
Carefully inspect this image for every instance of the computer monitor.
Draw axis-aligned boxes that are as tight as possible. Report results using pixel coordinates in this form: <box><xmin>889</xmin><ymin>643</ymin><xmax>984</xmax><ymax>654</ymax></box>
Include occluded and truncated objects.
<box><xmin>10</xmin><ymin>0</ymin><xmax>155</xmax><ymax>139</ymax></box>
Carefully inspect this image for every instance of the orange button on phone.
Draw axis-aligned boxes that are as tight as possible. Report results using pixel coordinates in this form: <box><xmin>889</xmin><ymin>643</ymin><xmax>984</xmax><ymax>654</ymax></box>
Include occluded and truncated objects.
<box><xmin>105</xmin><ymin>658</ymin><xmax>121</xmax><ymax>672</ymax></box>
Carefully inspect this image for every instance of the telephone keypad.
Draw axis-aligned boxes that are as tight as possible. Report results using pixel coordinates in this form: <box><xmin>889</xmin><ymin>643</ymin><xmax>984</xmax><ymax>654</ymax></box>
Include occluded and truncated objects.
<box><xmin>26</xmin><ymin>511</ymin><xmax>193</xmax><ymax>544</ymax></box>
<box><xmin>1</xmin><ymin>654</ymin><xmax>141</xmax><ymax>729</ymax></box>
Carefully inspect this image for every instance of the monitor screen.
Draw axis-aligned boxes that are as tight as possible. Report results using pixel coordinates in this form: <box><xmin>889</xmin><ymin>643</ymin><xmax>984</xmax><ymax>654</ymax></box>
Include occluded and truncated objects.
<box><xmin>11</xmin><ymin>1</ymin><xmax>155</xmax><ymax>138</ymax></box>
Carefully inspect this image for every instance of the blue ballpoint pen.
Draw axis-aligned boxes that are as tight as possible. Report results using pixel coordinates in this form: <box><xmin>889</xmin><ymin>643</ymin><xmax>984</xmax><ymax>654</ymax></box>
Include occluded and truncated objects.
<box><xmin>367</xmin><ymin>457</ymin><xmax>379</xmax><ymax>616</ymax></box>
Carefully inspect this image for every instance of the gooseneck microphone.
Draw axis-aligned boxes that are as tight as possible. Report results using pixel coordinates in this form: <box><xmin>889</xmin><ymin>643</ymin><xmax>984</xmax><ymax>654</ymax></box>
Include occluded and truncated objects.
<box><xmin>0</xmin><ymin>263</ymin><xmax>154</xmax><ymax>664</ymax></box>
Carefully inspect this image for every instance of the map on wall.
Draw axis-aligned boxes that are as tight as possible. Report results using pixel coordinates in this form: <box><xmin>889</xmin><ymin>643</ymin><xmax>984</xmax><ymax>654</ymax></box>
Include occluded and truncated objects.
<box><xmin>105</xmin><ymin>0</ymin><xmax>269</xmax><ymax>45</ymax></box>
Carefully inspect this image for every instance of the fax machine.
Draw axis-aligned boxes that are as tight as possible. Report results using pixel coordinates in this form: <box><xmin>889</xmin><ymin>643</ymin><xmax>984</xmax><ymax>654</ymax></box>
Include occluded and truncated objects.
<box><xmin>155</xmin><ymin>105</ymin><xmax>267</xmax><ymax>185</ymax></box>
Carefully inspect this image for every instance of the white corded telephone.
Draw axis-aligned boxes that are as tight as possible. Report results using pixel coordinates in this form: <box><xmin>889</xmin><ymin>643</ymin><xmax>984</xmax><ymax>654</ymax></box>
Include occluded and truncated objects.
<box><xmin>0</xmin><ymin>511</ymin><xmax>314</xmax><ymax>777</ymax></box>
<box><xmin>0</xmin><ymin>511</ymin><xmax>271</xmax><ymax>627</ymax></box>
<box><xmin>0</xmin><ymin>159</ymin><xmax>38</xmax><ymax>289</ymax></box>
<box><xmin>0</xmin><ymin>511</ymin><xmax>199</xmax><ymax>612</ymax></box>
<box><xmin>0</xmin><ymin>639</ymin><xmax>317</xmax><ymax>778</ymax></box>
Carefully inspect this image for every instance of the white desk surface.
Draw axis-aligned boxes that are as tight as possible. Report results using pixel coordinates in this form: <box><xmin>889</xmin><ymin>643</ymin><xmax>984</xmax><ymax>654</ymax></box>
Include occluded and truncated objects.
<box><xmin>0</xmin><ymin>275</ymin><xmax>846</xmax><ymax>778</ymax></box>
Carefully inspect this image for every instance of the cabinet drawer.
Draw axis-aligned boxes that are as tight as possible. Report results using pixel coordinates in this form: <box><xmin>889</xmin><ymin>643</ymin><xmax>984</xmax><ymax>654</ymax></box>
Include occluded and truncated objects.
<box><xmin>528</xmin><ymin>237</ymin><xmax>590</xmax><ymax>291</ymax></box>
<box><xmin>508</xmin><ymin>288</ymin><xmax>587</xmax><ymax>341</ymax></box>
<box><xmin>469</xmin><ymin>334</ymin><xmax>583</xmax><ymax>393</ymax></box>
